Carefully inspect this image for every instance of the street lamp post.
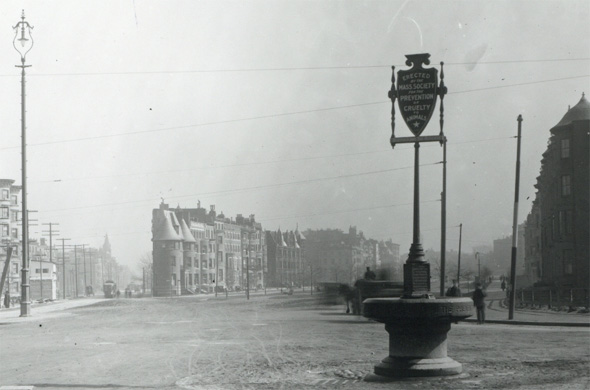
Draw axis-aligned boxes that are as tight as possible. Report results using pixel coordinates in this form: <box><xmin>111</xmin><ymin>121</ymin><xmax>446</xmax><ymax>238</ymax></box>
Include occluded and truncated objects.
<box><xmin>13</xmin><ymin>10</ymin><xmax>34</xmax><ymax>317</ymax></box>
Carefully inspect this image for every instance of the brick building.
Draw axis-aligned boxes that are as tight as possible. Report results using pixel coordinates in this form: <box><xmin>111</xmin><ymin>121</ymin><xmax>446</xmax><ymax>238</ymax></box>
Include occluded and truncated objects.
<box><xmin>303</xmin><ymin>227</ymin><xmax>399</xmax><ymax>284</ymax></box>
<box><xmin>525</xmin><ymin>94</ymin><xmax>589</xmax><ymax>290</ymax></box>
<box><xmin>266</xmin><ymin>228</ymin><xmax>305</xmax><ymax>288</ymax></box>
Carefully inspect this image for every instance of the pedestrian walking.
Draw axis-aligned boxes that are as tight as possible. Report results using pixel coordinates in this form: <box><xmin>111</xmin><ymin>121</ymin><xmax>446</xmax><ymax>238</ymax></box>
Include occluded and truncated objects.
<box><xmin>501</xmin><ymin>280</ymin><xmax>506</xmax><ymax>292</ymax></box>
<box><xmin>4</xmin><ymin>290</ymin><xmax>10</xmax><ymax>309</ymax></box>
<box><xmin>446</xmin><ymin>280</ymin><xmax>462</xmax><ymax>297</ymax></box>
<box><xmin>364</xmin><ymin>267</ymin><xmax>376</xmax><ymax>280</ymax></box>
<box><xmin>472</xmin><ymin>283</ymin><xmax>487</xmax><ymax>324</ymax></box>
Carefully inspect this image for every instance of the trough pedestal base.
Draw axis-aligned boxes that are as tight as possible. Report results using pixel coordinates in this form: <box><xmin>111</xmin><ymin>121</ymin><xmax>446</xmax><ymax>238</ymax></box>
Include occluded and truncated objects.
<box><xmin>363</xmin><ymin>297</ymin><xmax>473</xmax><ymax>378</ymax></box>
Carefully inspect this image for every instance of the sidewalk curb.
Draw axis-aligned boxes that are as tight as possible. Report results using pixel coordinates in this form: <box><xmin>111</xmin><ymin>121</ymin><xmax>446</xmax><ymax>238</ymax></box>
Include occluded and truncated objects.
<box><xmin>461</xmin><ymin>318</ymin><xmax>590</xmax><ymax>327</ymax></box>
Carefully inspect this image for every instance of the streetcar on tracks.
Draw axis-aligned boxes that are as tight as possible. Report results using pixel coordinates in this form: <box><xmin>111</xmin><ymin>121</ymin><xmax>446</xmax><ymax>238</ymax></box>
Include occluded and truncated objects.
<box><xmin>103</xmin><ymin>280</ymin><xmax>118</xmax><ymax>298</ymax></box>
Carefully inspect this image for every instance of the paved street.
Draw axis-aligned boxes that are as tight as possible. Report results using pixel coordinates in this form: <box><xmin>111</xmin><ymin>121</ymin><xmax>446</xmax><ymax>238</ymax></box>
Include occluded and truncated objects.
<box><xmin>1</xmin><ymin>292</ymin><xmax>589</xmax><ymax>390</ymax></box>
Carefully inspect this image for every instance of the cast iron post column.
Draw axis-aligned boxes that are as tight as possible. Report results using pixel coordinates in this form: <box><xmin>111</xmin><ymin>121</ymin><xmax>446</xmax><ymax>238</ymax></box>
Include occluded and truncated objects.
<box><xmin>439</xmin><ymin>61</ymin><xmax>447</xmax><ymax>297</ymax></box>
<box><xmin>408</xmin><ymin>142</ymin><xmax>424</xmax><ymax>263</ymax></box>
<box><xmin>440</xmin><ymin>138</ymin><xmax>447</xmax><ymax>296</ymax></box>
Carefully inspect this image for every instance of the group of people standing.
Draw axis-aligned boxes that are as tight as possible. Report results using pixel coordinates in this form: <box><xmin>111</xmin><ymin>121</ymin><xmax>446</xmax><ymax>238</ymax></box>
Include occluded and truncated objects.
<box><xmin>446</xmin><ymin>279</ymin><xmax>487</xmax><ymax>324</ymax></box>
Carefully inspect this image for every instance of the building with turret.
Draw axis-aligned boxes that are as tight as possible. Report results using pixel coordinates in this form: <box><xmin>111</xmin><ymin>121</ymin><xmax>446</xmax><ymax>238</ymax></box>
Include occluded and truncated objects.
<box><xmin>524</xmin><ymin>94</ymin><xmax>589</xmax><ymax>290</ymax></box>
<box><xmin>151</xmin><ymin>202</ymin><xmax>266</xmax><ymax>296</ymax></box>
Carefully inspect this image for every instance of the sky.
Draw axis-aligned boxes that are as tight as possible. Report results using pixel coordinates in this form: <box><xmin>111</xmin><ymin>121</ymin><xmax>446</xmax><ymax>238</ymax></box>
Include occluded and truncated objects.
<box><xmin>0</xmin><ymin>1</ymin><xmax>588</xmax><ymax>273</ymax></box>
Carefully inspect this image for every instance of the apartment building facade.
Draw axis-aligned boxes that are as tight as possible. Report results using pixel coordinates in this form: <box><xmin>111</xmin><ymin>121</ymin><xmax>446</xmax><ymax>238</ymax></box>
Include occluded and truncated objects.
<box><xmin>525</xmin><ymin>94</ymin><xmax>589</xmax><ymax>290</ymax></box>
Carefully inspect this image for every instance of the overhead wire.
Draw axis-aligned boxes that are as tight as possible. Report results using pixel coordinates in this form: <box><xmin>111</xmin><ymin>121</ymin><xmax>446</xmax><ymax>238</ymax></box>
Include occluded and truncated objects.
<box><xmin>6</xmin><ymin>58</ymin><xmax>580</xmax><ymax>244</ymax></box>
<box><xmin>29</xmin><ymin>135</ymin><xmax>512</xmax><ymax>183</ymax></box>
<box><xmin>1</xmin><ymin>73</ymin><xmax>587</xmax><ymax>152</ymax></box>
<box><xmin>40</xmin><ymin>162</ymin><xmax>441</xmax><ymax>213</ymax></box>
<box><xmin>0</xmin><ymin>57</ymin><xmax>587</xmax><ymax>77</ymax></box>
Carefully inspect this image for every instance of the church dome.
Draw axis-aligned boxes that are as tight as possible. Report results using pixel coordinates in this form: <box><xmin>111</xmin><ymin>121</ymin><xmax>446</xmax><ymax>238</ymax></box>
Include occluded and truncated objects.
<box><xmin>554</xmin><ymin>94</ymin><xmax>590</xmax><ymax>128</ymax></box>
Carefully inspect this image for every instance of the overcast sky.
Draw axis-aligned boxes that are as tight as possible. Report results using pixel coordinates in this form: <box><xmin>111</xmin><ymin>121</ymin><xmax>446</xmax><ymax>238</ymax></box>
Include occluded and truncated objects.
<box><xmin>1</xmin><ymin>1</ymin><xmax>588</xmax><ymax>272</ymax></box>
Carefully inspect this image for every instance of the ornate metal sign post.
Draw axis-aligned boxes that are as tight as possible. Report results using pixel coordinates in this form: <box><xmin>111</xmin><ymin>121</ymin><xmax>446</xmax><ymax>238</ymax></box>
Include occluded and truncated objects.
<box><xmin>390</xmin><ymin>53</ymin><xmax>443</xmax><ymax>298</ymax></box>
<box><xmin>363</xmin><ymin>53</ymin><xmax>473</xmax><ymax>380</ymax></box>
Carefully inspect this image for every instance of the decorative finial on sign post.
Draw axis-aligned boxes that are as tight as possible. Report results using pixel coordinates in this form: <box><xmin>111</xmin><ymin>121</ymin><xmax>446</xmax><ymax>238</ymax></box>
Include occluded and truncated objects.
<box><xmin>389</xmin><ymin>66</ymin><xmax>397</xmax><ymax>148</ymax></box>
<box><xmin>404</xmin><ymin>53</ymin><xmax>431</xmax><ymax>68</ymax></box>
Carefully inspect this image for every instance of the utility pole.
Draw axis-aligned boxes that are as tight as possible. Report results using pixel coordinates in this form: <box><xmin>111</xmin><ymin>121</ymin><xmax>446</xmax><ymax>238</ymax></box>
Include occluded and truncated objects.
<box><xmin>456</xmin><ymin>223</ymin><xmax>462</xmax><ymax>288</ymax></box>
<box><xmin>509</xmin><ymin>115</ymin><xmax>523</xmax><ymax>320</ymax></box>
<box><xmin>0</xmin><ymin>246</ymin><xmax>14</xmax><ymax>300</ymax></box>
<box><xmin>57</xmin><ymin>238</ymin><xmax>70</xmax><ymax>299</ymax></box>
<box><xmin>41</xmin><ymin>222</ymin><xmax>59</xmax><ymax>300</ymax></box>
<box><xmin>246</xmin><ymin>232</ymin><xmax>250</xmax><ymax>301</ymax></box>
<box><xmin>81</xmin><ymin>244</ymin><xmax>88</xmax><ymax>295</ymax></box>
<box><xmin>88</xmin><ymin>248</ymin><xmax>93</xmax><ymax>288</ymax></box>
<box><xmin>73</xmin><ymin>244</ymin><xmax>80</xmax><ymax>298</ymax></box>
<box><xmin>310</xmin><ymin>262</ymin><xmax>313</xmax><ymax>296</ymax></box>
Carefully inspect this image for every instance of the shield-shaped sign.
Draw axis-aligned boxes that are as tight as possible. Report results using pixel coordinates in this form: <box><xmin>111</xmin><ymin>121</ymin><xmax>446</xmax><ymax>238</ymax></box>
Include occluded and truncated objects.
<box><xmin>396</xmin><ymin>54</ymin><xmax>438</xmax><ymax>136</ymax></box>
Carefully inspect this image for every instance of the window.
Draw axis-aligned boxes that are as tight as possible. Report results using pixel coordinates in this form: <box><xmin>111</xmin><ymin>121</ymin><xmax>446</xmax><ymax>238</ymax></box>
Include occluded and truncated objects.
<box><xmin>171</xmin><ymin>257</ymin><xmax>176</xmax><ymax>266</ymax></box>
<box><xmin>561</xmin><ymin>139</ymin><xmax>570</xmax><ymax>158</ymax></box>
<box><xmin>171</xmin><ymin>274</ymin><xmax>176</xmax><ymax>285</ymax></box>
<box><xmin>0</xmin><ymin>207</ymin><xmax>8</xmax><ymax>219</ymax></box>
<box><xmin>559</xmin><ymin>211</ymin><xmax>565</xmax><ymax>237</ymax></box>
<box><xmin>565</xmin><ymin>210</ymin><xmax>573</xmax><ymax>235</ymax></box>
<box><xmin>12</xmin><ymin>263</ymin><xmax>18</xmax><ymax>274</ymax></box>
<box><xmin>561</xmin><ymin>175</ymin><xmax>571</xmax><ymax>196</ymax></box>
<box><xmin>11</xmin><ymin>195</ymin><xmax>17</xmax><ymax>205</ymax></box>
<box><xmin>563</xmin><ymin>250</ymin><xmax>573</xmax><ymax>275</ymax></box>
<box><xmin>1</xmin><ymin>189</ymin><xmax>8</xmax><ymax>200</ymax></box>
<box><xmin>43</xmin><ymin>268</ymin><xmax>49</xmax><ymax>274</ymax></box>
<box><xmin>1</xmin><ymin>225</ymin><xmax>8</xmax><ymax>237</ymax></box>
<box><xmin>11</xmin><ymin>228</ymin><xmax>17</xmax><ymax>238</ymax></box>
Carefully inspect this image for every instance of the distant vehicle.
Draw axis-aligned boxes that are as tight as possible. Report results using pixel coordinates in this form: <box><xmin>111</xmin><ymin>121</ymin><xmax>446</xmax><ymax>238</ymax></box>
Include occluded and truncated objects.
<box><xmin>103</xmin><ymin>280</ymin><xmax>117</xmax><ymax>298</ymax></box>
